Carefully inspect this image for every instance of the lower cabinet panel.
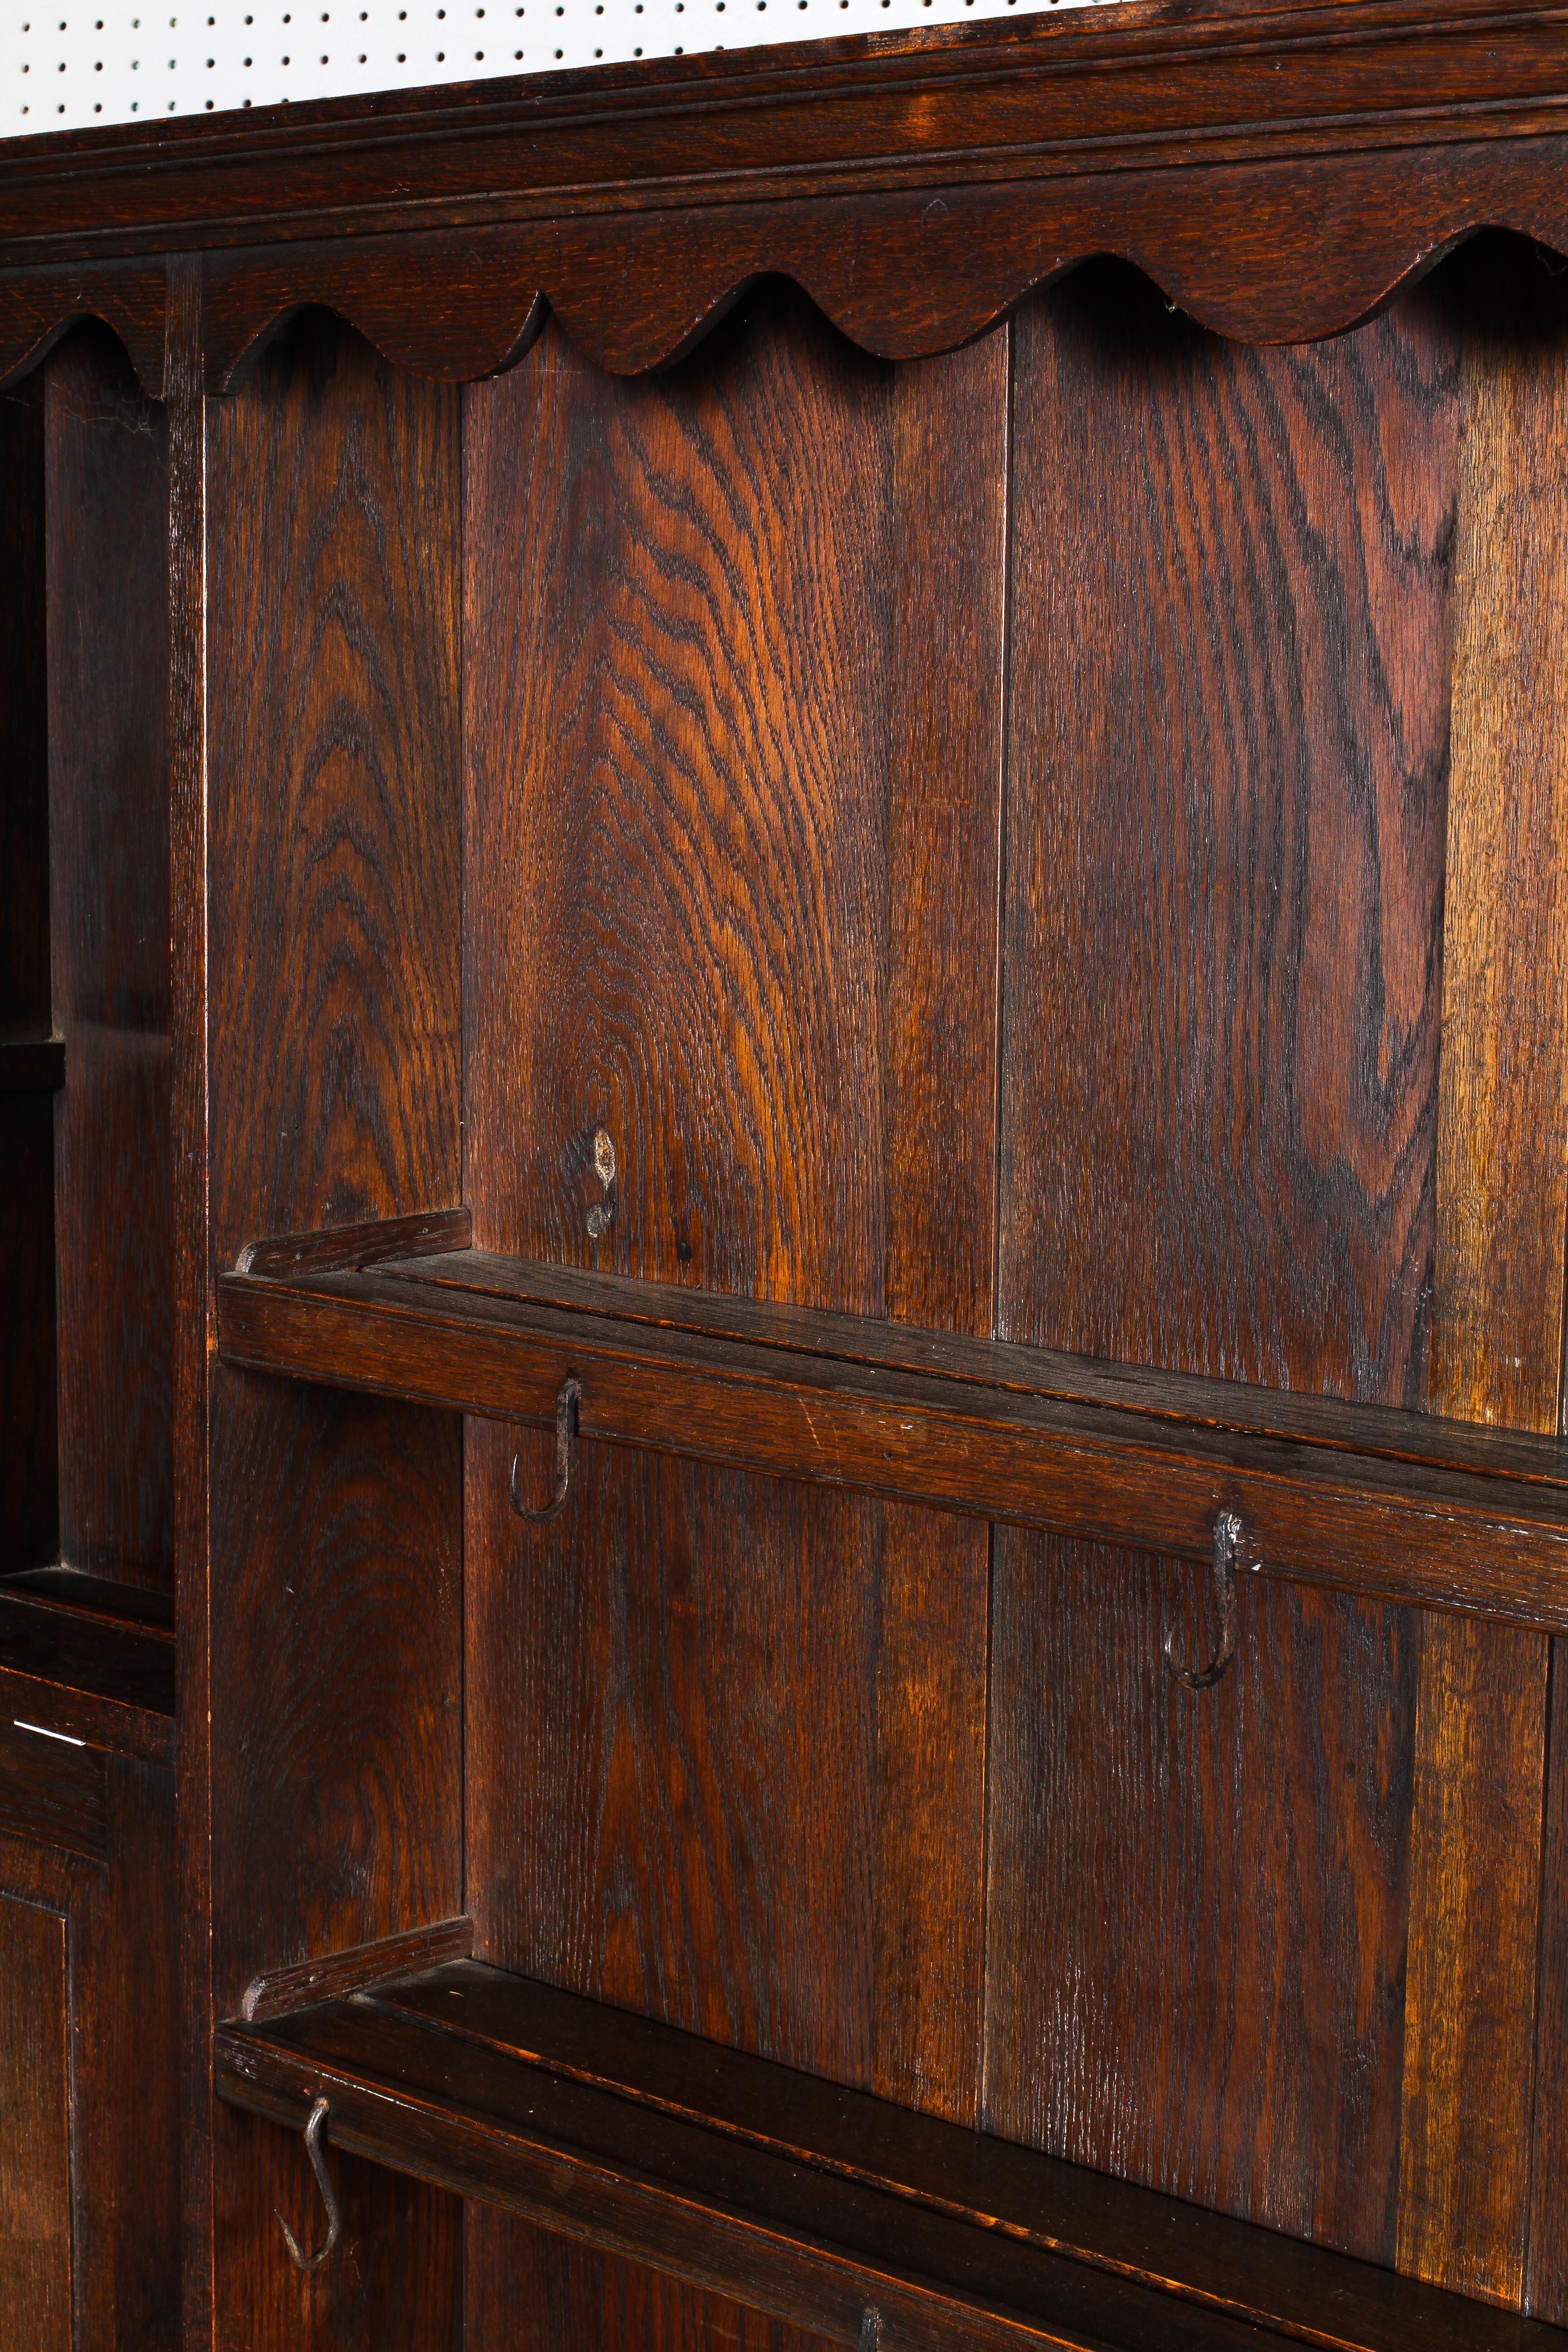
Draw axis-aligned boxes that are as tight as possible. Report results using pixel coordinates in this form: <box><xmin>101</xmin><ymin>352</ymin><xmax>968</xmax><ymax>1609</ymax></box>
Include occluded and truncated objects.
<box><xmin>0</xmin><ymin>1892</ymin><xmax>72</xmax><ymax>2352</ymax></box>
<box><xmin>0</xmin><ymin>1748</ymin><xmax>178</xmax><ymax>2352</ymax></box>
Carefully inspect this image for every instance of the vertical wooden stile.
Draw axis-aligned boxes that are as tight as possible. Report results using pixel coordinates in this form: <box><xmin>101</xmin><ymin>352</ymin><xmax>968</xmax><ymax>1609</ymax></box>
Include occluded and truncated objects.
<box><xmin>166</xmin><ymin>248</ymin><xmax>215</xmax><ymax>2352</ymax></box>
<box><xmin>1399</xmin><ymin>244</ymin><xmax>1568</xmax><ymax>2313</ymax></box>
<box><xmin>0</xmin><ymin>370</ymin><xmax>56</xmax><ymax>1576</ymax></box>
<box><xmin>873</xmin><ymin>327</ymin><xmax>1008</xmax><ymax>2125</ymax></box>
<box><xmin>202</xmin><ymin>313</ymin><xmax>466</xmax><ymax>2352</ymax></box>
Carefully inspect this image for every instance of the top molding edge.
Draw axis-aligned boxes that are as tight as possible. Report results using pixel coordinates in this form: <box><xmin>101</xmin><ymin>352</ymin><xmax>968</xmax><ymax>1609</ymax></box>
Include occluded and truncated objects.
<box><xmin>7</xmin><ymin>0</ymin><xmax>1568</xmax><ymax>375</ymax></box>
<box><xmin>3</xmin><ymin>0</ymin><xmax>1568</xmax><ymax>262</ymax></box>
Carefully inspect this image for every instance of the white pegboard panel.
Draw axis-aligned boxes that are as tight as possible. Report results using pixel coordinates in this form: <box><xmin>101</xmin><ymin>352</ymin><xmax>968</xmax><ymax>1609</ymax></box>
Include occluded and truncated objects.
<box><xmin>5</xmin><ymin>0</ymin><xmax>1104</xmax><ymax>136</ymax></box>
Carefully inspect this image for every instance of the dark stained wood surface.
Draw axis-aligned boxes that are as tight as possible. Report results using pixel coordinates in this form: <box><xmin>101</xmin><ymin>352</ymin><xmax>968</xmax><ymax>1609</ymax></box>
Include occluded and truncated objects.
<box><xmin>465</xmin><ymin>2217</ymin><xmax>835</xmax><ymax>2352</ymax></box>
<box><xmin>165</xmin><ymin>249</ymin><xmax>214</xmax><ymax>2352</ymax></box>
<box><xmin>44</xmin><ymin>322</ymin><xmax>173</xmax><ymax>1596</ymax></box>
<box><xmin>0</xmin><ymin>1580</ymin><xmax>175</xmax><ymax>1764</ymax></box>
<box><xmin>1398</xmin><ymin>240</ymin><xmax>1568</xmax><ymax>2314</ymax></box>
<box><xmin>217</xmin><ymin>1242</ymin><xmax>1568</xmax><ymax>1629</ymax></box>
<box><xmin>10</xmin><ymin>1</ymin><xmax>1568</xmax><ymax>373</ymax></box>
<box><xmin>872</xmin><ymin>332</ymin><xmax>1006</xmax><ymax>2123</ymax></box>
<box><xmin>460</xmin><ymin>290</ymin><xmax>1009</xmax><ymax>2335</ymax></box>
<box><xmin>214</xmin><ymin>1957</ymin><xmax>1568</xmax><ymax>2352</ymax></box>
<box><xmin>462</xmin><ymin>297</ymin><xmax>890</xmax><ymax>2096</ymax></box>
<box><xmin>203</xmin><ymin>310</ymin><xmax>465</xmax><ymax>2351</ymax></box>
<box><xmin>0</xmin><ymin>370</ymin><xmax>57</xmax><ymax>1579</ymax></box>
<box><xmin>0</xmin><ymin>1764</ymin><xmax>188</xmax><ymax>2352</ymax></box>
<box><xmin>0</xmin><ymin>1723</ymin><xmax>107</xmax><ymax>1862</ymax></box>
<box><xmin>0</xmin><ymin>1892</ymin><xmax>71</xmax><ymax>2352</ymax></box>
<box><xmin>985</xmin><ymin>264</ymin><xmax>1458</xmax><ymax>2262</ymax></box>
<box><xmin>242</xmin><ymin>1914</ymin><xmax>475</xmax><ymax>2023</ymax></box>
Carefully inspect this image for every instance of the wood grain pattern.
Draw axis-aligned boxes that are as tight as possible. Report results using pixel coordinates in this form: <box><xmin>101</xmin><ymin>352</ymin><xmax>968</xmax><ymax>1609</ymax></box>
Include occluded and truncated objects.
<box><xmin>0</xmin><ymin>1894</ymin><xmax>71</xmax><ymax>2352</ymax></box>
<box><xmin>0</xmin><ymin>1720</ymin><xmax>108</xmax><ymax>1861</ymax></box>
<box><xmin>216</xmin><ymin>1959</ymin><xmax>1568</xmax><ymax>2352</ymax></box>
<box><xmin>877</xmin><ymin>330</ymin><xmax>1006</xmax><ymax>2126</ymax></box>
<box><xmin>216</xmin><ymin>1233</ymin><xmax>1568</xmax><ymax>1629</ymax></box>
<box><xmin>465</xmin><ymin>2208</ymin><xmax>838</xmax><ymax>2352</ymax></box>
<box><xmin>1399</xmin><ymin>240</ymin><xmax>1568</xmax><ymax>2313</ymax></box>
<box><xmin>986</xmin><ymin>264</ymin><xmax>1459</xmax><ymax>2260</ymax></box>
<box><xmin>462</xmin><ymin>288</ymin><xmax>1004</xmax><ymax>2335</ymax></box>
<box><xmin>44</xmin><ymin>322</ymin><xmax>173</xmax><ymax>1594</ymax></box>
<box><xmin>14</xmin><ymin>4</ymin><xmax>1568</xmax><ymax>367</ymax></box>
<box><xmin>0</xmin><ymin>1761</ymin><xmax>179</xmax><ymax>2352</ymax></box>
<box><xmin>463</xmin><ymin>293</ymin><xmax>891</xmax><ymax>2084</ymax></box>
<box><xmin>204</xmin><ymin>309</ymin><xmax>464</xmax><ymax>2352</ymax></box>
<box><xmin>165</xmin><ymin>250</ymin><xmax>214</xmax><ymax>2352</ymax></box>
<box><xmin>0</xmin><ymin>369</ymin><xmax>57</xmax><ymax>1575</ymax></box>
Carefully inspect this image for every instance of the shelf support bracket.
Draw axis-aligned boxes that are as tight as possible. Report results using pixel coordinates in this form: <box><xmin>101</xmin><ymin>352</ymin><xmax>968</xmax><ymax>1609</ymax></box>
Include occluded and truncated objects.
<box><xmin>509</xmin><ymin>1375</ymin><xmax>583</xmax><ymax>1526</ymax></box>
<box><xmin>275</xmin><ymin>2096</ymin><xmax>342</xmax><ymax>2273</ymax></box>
<box><xmin>1164</xmin><ymin>1509</ymin><xmax>1244</xmax><ymax>1691</ymax></box>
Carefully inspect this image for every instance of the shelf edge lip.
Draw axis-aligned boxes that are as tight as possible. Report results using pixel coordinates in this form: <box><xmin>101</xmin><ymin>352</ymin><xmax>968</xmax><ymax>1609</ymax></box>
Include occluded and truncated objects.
<box><xmin>240</xmin><ymin>1915</ymin><xmax>476</xmax><ymax>2021</ymax></box>
<box><xmin>215</xmin><ymin>1249</ymin><xmax>1568</xmax><ymax>1632</ymax></box>
<box><xmin>212</xmin><ymin>1971</ymin><xmax>1568</xmax><ymax>2352</ymax></box>
<box><xmin>0</xmin><ymin>1667</ymin><xmax>175</xmax><ymax>1767</ymax></box>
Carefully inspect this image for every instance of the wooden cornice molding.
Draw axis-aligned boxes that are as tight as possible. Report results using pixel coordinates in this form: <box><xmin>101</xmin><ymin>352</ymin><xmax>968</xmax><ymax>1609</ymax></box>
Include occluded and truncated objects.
<box><xmin>5</xmin><ymin>0</ymin><xmax>1568</xmax><ymax>385</ymax></box>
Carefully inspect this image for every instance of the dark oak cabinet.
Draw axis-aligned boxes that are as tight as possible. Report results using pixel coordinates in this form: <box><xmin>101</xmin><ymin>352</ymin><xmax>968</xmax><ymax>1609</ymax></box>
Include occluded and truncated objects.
<box><xmin>9</xmin><ymin>3</ymin><xmax>1568</xmax><ymax>2343</ymax></box>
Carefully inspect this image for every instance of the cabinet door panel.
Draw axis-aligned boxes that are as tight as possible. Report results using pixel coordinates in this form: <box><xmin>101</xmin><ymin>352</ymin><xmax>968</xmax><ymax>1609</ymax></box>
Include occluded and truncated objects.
<box><xmin>0</xmin><ymin>1894</ymin><xmax>71</xmax><ymax>2352</ymax></box>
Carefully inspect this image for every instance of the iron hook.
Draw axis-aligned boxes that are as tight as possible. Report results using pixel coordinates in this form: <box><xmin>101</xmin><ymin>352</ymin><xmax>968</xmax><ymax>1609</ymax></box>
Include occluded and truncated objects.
<box><xmin>509</xmin><ymin>1376</ymin><xmax>582</xmax><ymax>1524</ymax></box>
<box><xmin>1164</xmin><ymin>1509</ymin><xmax>1244</xmax><ymax>1691</ymax></box>
<box><xmin>858</xmin><ymin>2310</ymin><xmax>886</xmax><ymax>2351</ymax></box>
<box><xmin>275</xmin><ymin>2096</ymin><xmax>341</xmax><ymax>2274</ymax></box>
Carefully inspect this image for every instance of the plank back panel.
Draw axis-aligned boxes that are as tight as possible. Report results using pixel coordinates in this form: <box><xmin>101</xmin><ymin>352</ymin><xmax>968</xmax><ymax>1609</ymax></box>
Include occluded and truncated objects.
<box><xmin>986</xmin><ymin>265</ymin><xmax>1458</xmax><ymax>2261</ymax></box>
<box><xmin>0</xmin><ymin>1893</ymin><xmax>71</xmax><ymax>2352</ymax></box>
<box><xmin>0</xmin><ymin>371</ymin><xmax>56</xmax><ymax>1576</ymax></box>
<box><xmin>1401</xmin><ymin>237</ymin><xmax>1568</xmax><ymax>2314</ymax></box>
<box><xmin>205</xmin><ymin>311</ymin><xmax>464</xmax><ymax>2351</ymax></box>
<box><xmin>44</xmin><ymin>323</ymin><xmax>173</xmax><ymax>1594</ymax></box>
<box><xmin>462</xmin><ymin>290</ymin><xmax>1007</xmax><ymax>2335</ymax></box>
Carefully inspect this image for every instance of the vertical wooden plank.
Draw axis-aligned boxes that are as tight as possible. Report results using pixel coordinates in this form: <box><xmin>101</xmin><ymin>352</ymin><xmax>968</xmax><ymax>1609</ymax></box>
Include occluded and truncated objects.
<box><xmin>872</xmin><ymin>330</ymin><xmax>1007</xmax><ymax>2124</ymax></box>
<box><xmin>1399</xmin><ymin>240</ymin><xmax>1568</xmax><ymax>2313</ymax></box>
<box><xmin>464</xmin><ymin>295</ymin><xmax>891</xmax><ymax>2091</ymax></box>
<box><xmin>0</xmin><ymin>1895</ymin><xmax>72</xmax><ymax>2352</ymax></box>
<box><xmin>465</xmin><ymin>290</ymin><xmax>1009</xmax><ymax>2339</ymax></box>
<box><xmin>0</xmin><ymin>370</ymin><xmax>57</xmax><ymax>1576</ymax></box>
<box><xmin>989</xmin><ymin>265</ymin><xmax>1457</xmax><ymax>2260</ymax></box>
<box><xmin>205</xmin><ymin>311</ymin><xmax>463</xmax><ymax>2352</ymax></box>
<box><xmin>167</xmin><ymin>250</ymin><xmax>216</xmax><ymax>2352</ymax></box>
<box><xmin>45</xmin><ymin>324</ymin><xmax>173</xmax><ymax>1594</ymax></box>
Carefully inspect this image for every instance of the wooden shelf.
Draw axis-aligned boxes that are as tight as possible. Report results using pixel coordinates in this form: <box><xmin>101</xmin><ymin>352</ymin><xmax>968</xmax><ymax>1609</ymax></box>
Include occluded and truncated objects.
<box><xmin>217</xmin><ymin>1210</ymin><xmax>1568</xmax><ymax>1634</ymax></box>
<box><xmin>214</xmin><ymin>1955</ymin><xmax>1563</xmax><ymax>2352</ymax></box>
<box><xmin>0</xmin><ymin>1571</ymin><xmax>175</xmax><ymax>1767</ymax></box>
<box><xmin>0</xmin><ymin>1029</ymin><xmax>64</xmax><ymax>1092</ymax></box>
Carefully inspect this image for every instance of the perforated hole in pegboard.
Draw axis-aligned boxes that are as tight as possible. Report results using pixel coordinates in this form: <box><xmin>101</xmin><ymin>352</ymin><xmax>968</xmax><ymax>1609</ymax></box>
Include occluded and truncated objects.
<box><xmin>5</xmin><ymin>0</ymin><xmax>1108</xmax><ymax>137</ymax></box>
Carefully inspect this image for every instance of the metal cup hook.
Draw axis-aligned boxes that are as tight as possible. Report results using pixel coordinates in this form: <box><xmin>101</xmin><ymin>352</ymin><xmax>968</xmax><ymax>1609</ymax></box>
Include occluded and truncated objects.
<box><xmin>509</xmin><ymin>1376</ymin><xmax>583</xmax><ymax>1525</ymax></box>
<box><xmin>276</xmin><ymin>2096</ymin><xmax>341</xmax><ymax>2274</ymax></box>
<box><xmin>1164</xmin><ymin>1509</ymin><xmax>1245</xmax><ymax>1691</ymax></box>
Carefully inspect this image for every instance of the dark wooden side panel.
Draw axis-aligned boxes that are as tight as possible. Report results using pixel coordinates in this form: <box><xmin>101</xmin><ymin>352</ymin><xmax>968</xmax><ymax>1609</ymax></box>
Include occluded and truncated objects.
<box><xmin>1401</xmin><ymin>240</ymin><xmax>1568</xmax><ymax>2314</ymax></box>
<box><xmin>463</xmin><ymin>293</ymin><xmax>1007</xmax><ymax>2336</ymax></box>
<box><xmin>0</xmin><ymin>1891</ymin><xmax>71</xmax><ymax>2352</ymax></box>
<box><xmin>44</xmin><ymin>324</ymin><xmax>173</xmax><ymax>1594</ymax></box>
<box><xmin>0</xmin><ymin>371</ymin><xmax>56</xmax><ymax>1575</ymax></box>
<box><xmin>0</xmin><ymin>1758</ymin><xmax>180</xmax><ymax>2352</ymax></box>
<box><xmin>205</xmin><ymin>312</ymin><xmax>463</xmax><ymax>2352</ymax></box>
<box><xmin>986</xmin><ymin>265</ymin><xmax>1458</xmax><ymax>2261</ymax></box>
